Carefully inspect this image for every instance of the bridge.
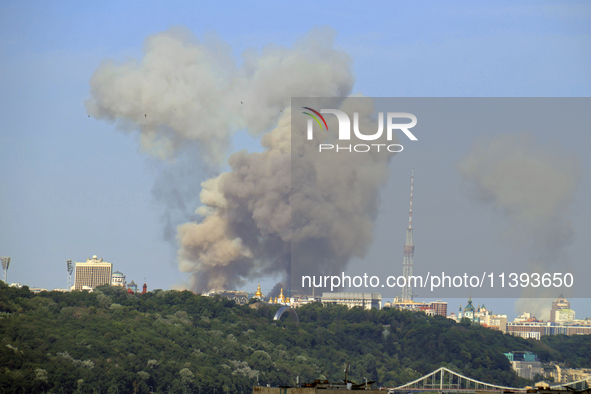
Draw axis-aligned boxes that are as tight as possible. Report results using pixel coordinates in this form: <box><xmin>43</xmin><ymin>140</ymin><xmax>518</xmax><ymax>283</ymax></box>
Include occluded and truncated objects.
<box><xmin>550</xmin><ymin>377</ymin><xmax>591</xmax><ymax>391</ymax></box>
<box><xmin>388</xmin><ymin>367</ymin><xmax>590</xmax><ymax>393</ymax></box>
<box><xmin>388</xmin><ymin>367</ymin><xmax>524</xmax><ymax>393</ymax></box>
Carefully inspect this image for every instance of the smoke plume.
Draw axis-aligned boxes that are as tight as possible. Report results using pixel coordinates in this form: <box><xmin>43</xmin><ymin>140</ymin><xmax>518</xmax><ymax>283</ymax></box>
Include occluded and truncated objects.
<box><xmin>177</xmin><ymin>110</ymin><xmax>292</xmax><ymax>291</ymax></box>
<box><xmin>458</xmin><ymin>133</ymin><xmax>581</xmax><ymax>319</ymax></box>
<box><xmin>178</xmin><ymin>99</ymin><xmax>394</xmax><ymax>293</ymax></box>
<box><xmin>87</xmin><ymin>27</ymin><xmax>395</xmax><ymax>293</ymax></box>
<box><xmin>86</xmin><ymin>26</ymin><xmax>353</xmax><ymax>162</ymax></box>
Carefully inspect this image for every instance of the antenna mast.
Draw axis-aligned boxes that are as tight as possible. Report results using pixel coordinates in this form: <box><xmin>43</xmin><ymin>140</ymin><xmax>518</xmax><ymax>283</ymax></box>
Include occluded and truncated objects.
<box><xmin>402</xmin><ymin>169</ymin><xmax>415</xmax><ymax>301</ymax></box>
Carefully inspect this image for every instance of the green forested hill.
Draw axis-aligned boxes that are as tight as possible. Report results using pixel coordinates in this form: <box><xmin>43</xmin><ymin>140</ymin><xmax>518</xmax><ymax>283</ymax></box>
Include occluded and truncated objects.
<box><xmin>0</xmin><ymin>282</ymin><xmax>589</xmax><ymax>394</ymax></box>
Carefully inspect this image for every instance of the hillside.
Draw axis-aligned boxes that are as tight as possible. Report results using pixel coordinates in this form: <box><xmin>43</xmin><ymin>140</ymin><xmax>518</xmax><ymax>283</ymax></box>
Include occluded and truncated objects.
<box><xmin>1</xmin><ymin>282</ymin><xmax>589</xmax><ymax>393</ymax></box>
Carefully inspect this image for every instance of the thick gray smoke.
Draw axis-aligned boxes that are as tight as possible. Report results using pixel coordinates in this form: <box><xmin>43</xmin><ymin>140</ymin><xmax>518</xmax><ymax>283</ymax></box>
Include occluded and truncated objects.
<box><xmin>290</xmin><ymin>97</ymin><xmax>394</xmax><ymax>292</ymax></box>
<box><xmin>86</xmin><ymin>26</ymin><xmax>353</xmax><ymax>163</ymax></box>
<box><xmin>87</xmin><ymin>27</ymin><xmax>395</xmax><ymax>293</ymax></box>
<box><xmin>178</xmin><ymin>100</ymin><xmax>394</xmax><ymax>293</ymax></box>
<box><xmin>177</xmin><ymin>111</ymin><xmax>292</xmax><ymax>291</ymax></box>
<box><xmin>458</xmin><ymin>133</ymin><xmax>581</xmax><ymax>319</ymax></box>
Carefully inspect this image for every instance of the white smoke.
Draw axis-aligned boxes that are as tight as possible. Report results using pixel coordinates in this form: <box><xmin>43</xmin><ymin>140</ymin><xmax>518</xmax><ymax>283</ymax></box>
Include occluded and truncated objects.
<box><xmin>458</xmin><ymin>133</ymin><xmax>581</xmax><ymax>319</ymax></box>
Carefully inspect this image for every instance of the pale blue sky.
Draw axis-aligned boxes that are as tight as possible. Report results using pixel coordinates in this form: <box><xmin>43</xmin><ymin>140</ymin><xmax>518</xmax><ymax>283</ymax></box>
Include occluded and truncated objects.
<box><xmin>1</xmin><ymin>1</ymin><xmax>590</xmax><ymax>319</ymax></box>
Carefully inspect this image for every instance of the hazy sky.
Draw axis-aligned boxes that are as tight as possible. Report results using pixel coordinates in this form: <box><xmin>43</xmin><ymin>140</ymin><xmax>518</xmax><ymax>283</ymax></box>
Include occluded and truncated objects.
<box><xmin>1</xmin><ymin>1</ymin><xmax>590</xmax><ymax>320</ymax></box>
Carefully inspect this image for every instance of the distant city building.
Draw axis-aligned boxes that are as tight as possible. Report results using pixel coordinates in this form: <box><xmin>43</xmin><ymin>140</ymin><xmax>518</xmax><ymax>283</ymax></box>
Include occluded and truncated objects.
<box><xmin>290</xmin><ymin>294</ymin><xmax>321</xmax><ymax>307</ymax></box>
<box><xmin>127</xmin><ymin>280</ymin><xmax>138</xmax><ymax>293</ymax></box>
<box><xmin>506</xmin><ymin>322</ymin><xmax>546</xmax><ymax>340</ymax></box>
<box><xmin>457</xmin><ymin>296</ymin><xmax>479</xmax><ymax>322</ymax></box>
<box><xmin>543</xmin><ymin>364</ymin><xmax>591</xmax><ymax>383</ymax></box>
<box><xmin>384</xmin><ymin>299</ymin><xmax>447</xmax><ymax>317</ymax></box>
<box><xmin>391</xmin><ymin>298</ymin><xmax>425</xmax><ymax>309</ymax></box>
<box><xmin>430</xmin><ymin>300</ymin><xmax>448</xmax><ymax>317</ymax></box>
<box><xmin>504</xmin><ymin>352</ymin><xmax>542</xmax><ymax>380</ymax></box>
<box><xmin>506</xmin><ymin>320</ymin><xmax>591</xmax><ymax>339</ymax></box>
<box><xmin>551</xmin><ymin>295</ymin><xmax>570</xmax><ymax>323</ymax></box>
<box><xmin>321</xmin><ymin>292</ymin><xmax>382</xmax><ymax>310</ymax></box>
<box><xmin>481</xmin><ymin>313</ymin><xmax>508</xmax><ymax>332</ymax></box>
<box><xmin>448</xmin><ymin>298</ymin><xmax>507</xmax><ymax>332</ymax></box>
<box><xmin>552</xmin><ymin>322</ymin><xmax>591</xmax><ymax>336</ymax></box>
<box><xmin>474</xmin><ymin>303</ymin><xmax>507</xmax><ymax>332</ymax></box>
<box><xmin>389</xmin><ymin>299</ymin><xmax>429</xmax><ymax>311</ymax></box>
<box><xmin>111</xmin><ymin>271</ymin><xmax>126</xmax><ymax>287</ymax></box>
<box><xmin>507</xmin><ymin>302</ymin><xmax>591</xmax><ymax>339</ymax></box>
<box><xmin>556</xmin><ymin>308</ymin><xmax>575</xmax><ymax>323</ymax></box>
<box><xmin>74</xmin><ymin>255</ymin><xmax>113</xmax><ymax>290</ymax></box>
<box><xmin>514</xmin><ymin>311</ymin><xmax>538</xmax><ymax>323</ymax></box>
<box><xmin>506</xmin><ymin>319</ymin><xmax>550</xmax><ymax>340</ymax></box>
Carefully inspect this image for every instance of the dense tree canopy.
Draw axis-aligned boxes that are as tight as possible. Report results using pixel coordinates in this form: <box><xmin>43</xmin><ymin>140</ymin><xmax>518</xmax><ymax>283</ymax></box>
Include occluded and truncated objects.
<box><xmin>0</xmin><ymin>282</ymin><xmax>589</xmax><ymax>394</ymax></box>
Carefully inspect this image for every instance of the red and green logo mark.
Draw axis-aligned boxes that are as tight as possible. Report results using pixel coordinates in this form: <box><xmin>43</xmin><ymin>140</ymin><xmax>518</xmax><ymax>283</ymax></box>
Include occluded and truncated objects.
<box><xmin>302</xmin><ymin>107</ymin><xmax>328</xmax><ymax>131</ymax></box>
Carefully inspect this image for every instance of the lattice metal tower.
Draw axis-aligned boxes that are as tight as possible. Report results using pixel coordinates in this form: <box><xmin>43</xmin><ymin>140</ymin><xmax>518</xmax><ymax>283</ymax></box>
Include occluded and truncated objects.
<box><xmin>402</xmin><ymin>170</ymin><xmax>415</xmax><ymax>301</ymax></box>
<box><xmin>1</xmin><ymin>257</ymin><xmax>11</xmax><ymax>284</ymax></box>
<box><xmin>66</xmin><ymin>260</ymin><xmax>74</xmax><ymax>290</ymax></box>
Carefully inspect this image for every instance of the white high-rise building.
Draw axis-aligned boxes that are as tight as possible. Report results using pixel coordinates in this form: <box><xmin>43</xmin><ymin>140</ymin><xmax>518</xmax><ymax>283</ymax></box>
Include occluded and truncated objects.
<box><xmin>74</xmin><ymin>255</ymin><xmax>112</xmax><ymax>290</ymax></box>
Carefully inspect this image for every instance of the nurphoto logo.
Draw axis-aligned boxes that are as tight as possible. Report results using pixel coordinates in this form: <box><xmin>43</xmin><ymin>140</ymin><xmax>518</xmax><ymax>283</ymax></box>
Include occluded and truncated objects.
<box><xmin>302</xmin><ymin>107</ymin><xmax>418</xmax><ymax>153</ymax></box>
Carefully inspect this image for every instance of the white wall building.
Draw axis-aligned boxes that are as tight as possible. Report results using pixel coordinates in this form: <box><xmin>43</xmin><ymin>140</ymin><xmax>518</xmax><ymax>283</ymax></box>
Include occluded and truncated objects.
<box><xmin>556</xmin><ymin>308</ymin><xmax>575</xmax><ymax>323</ymax></box>
<box><xmin>111</xmin><ymin>271</ymin><xmax>126</xmax><ymax>287</ymax></box>
<box><xmin>322</xmin><ymin>292</ymin><xmax>382</xmax><ymax>310</ymax></box>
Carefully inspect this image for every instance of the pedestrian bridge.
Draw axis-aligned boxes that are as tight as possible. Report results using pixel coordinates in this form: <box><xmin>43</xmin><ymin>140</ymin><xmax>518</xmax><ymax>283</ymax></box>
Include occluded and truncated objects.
<box><xmin>388</xmin><ymin>367</ymin><xmax>590</xmax><ymax>393</ymax></box>
<box><xmin>388</xmin><ymin>367</ymin><xmax>524</xmax><ymax>393</ymax></box>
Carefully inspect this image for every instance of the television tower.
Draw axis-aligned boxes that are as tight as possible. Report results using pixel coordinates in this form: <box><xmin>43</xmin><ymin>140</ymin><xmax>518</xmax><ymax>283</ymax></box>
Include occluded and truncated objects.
<box><xmin>66</xmin><ymin>260</ymin><xmax>74</xmax><ymax>290</ymax></box>
<box><xmin>1</xmin><ymin>257</ymin><xmax>11</xmax><ymax>284</ymax></box>
<box><xmin>402</xmin><ymin>170</ymin><xmax>415</xmax><ymax>301</ymax></box>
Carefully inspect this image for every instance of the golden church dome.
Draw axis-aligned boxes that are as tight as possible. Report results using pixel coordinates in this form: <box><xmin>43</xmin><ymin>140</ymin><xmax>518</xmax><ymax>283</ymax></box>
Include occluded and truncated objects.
<box><xmin>278</xmin><ymin>288</ymin><xmax>285</xmax><ymax>303</ymax></box>
<box><xmin>254</xmin><ymin>283</ymin><xmax>263</xmax><ymax>298</ymax></box>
